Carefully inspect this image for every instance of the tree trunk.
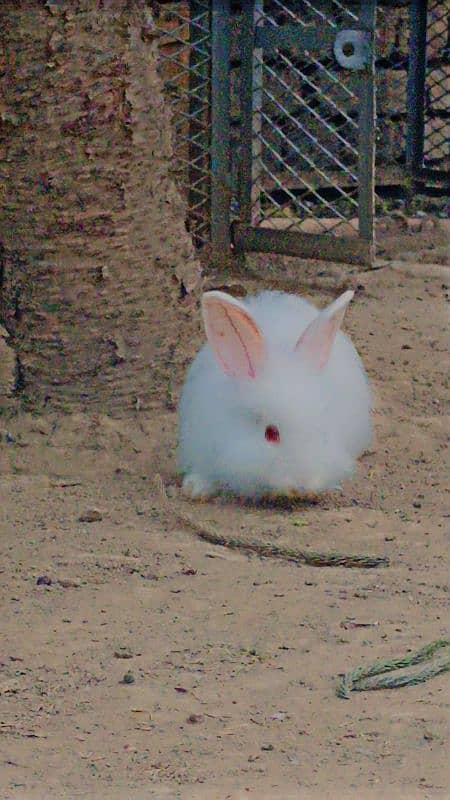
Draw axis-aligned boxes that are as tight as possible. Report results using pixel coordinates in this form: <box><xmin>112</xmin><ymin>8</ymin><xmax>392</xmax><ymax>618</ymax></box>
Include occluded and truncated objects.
<box><xmin>0</xmin><ymin>0</ymin><xmax>201</xmax><ymax>415</ymax></box>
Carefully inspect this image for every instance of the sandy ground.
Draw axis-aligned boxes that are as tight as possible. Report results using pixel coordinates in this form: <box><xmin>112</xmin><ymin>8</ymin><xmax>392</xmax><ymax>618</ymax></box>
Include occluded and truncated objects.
<box><xmin>0</xmin><ymin>258</ymin><xmax>449</xmax><ymax>800</ymax></box>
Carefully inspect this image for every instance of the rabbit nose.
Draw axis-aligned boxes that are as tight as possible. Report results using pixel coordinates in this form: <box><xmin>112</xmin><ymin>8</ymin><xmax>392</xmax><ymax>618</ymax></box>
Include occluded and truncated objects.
<box><xmin>265</xmin><ymin>425</ymin><xmax>280</xmax><ymax>444</ymax></box>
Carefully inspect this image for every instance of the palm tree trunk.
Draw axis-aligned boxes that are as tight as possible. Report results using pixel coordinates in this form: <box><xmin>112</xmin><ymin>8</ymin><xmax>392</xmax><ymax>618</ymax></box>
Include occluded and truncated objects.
<box><xmin>0</xmin><ymin>0</ymin><xmax>201</xmax><ymax>414</ymax></box>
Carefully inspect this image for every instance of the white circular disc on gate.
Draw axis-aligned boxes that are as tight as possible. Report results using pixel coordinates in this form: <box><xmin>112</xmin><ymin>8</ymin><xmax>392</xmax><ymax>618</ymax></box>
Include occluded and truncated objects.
<box><xmin>333</xmin><ymin>29</ymin><xmax>370</xmax><ymax>70</ymax></box>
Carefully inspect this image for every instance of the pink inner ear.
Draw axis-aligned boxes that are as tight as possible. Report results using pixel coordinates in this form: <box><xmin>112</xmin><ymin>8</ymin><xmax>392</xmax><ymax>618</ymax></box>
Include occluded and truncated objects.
<box><xmin>295</xmin><ymin>290</ymin><xmax>354</xmax><ymax>370</ymax></box>
<box><xmin>202</xmin><ymin>292</ymin><xmax>265</xmax><ymax>378</ymax></box>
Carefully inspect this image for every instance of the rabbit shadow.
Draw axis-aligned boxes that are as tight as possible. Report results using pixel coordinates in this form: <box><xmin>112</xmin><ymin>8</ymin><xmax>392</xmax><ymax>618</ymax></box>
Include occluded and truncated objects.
<box><xmin>218</xmin><ymin>489</ymin><xmax>352</xmax><ymax>513</ymax></box>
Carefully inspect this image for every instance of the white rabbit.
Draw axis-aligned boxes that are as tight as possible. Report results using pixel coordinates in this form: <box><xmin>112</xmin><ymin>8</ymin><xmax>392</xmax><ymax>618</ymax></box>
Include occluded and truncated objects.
<box><xmin>177</xmin><ymin>289</ymin><xmax>371</xmax><ymax>499</ymax></box>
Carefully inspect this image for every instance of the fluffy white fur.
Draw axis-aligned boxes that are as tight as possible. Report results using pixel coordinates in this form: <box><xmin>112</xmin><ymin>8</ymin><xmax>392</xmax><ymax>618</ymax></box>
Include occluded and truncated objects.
<box><xmin>177</xmin><ymin>290</ymin><xmax>371</xmax><ymax>498</ymax></box>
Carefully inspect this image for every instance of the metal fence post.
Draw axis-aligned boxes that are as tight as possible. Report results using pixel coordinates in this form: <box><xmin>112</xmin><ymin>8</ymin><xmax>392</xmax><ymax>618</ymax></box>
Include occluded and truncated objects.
<box><xmin>357</xmin><ymin>0</ymin><xmax>376</xmax><ymax>264</ymax></box>
<box><xmin>251</xmin><ymin>1</ymin><xmax>264</xmax><ymax>225</ymax></box>
<box><xmin>406</xmin><ymin>0</ymin><xmax>428</xmax><ymax>183</ymax></box>
<box><xmin>210</xmin><ymin>0</ymin><xmax>231</xmax><ymax>266</ymax></box>
<box><xmin>237</xmin><ymin>0</ymin><xmax>256</xmax><ymax>228</ymax></box>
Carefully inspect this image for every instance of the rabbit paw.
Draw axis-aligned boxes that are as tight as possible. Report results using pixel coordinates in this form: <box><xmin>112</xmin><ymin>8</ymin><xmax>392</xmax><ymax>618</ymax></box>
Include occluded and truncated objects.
<box><xmin>182</xmin><ymin>473</ymin><xmax>214</xmax><ymax>500</ymax></box>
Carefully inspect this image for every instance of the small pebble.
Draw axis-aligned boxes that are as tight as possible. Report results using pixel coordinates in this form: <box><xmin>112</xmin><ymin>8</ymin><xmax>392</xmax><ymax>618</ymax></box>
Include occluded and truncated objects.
<box><xmin>114</xmin><ymin>647</ymin><xmax>134</xmax><ymax>659</ymax></box>
<box><xmin>36</xmin><ymin>575</ymin><xmax>52</xmax><ymax>586</ymax></box>
<box><xmin>78</xmin><ymin>509</ymin><xmax>103</xmax><ymax>523</ymax></box>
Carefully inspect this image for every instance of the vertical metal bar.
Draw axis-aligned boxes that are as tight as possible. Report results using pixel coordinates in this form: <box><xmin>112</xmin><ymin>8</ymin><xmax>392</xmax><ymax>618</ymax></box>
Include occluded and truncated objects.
<box><xmin>251</xmin><ymin>1</ymin><xmax>264</xmax><ymax>225</ymax></box>
<box><xmin>357</xmin><ymin>0</ymin><xmax>376</xmax><ymax>262</ymax></box>
<box><xmin>237</xmin><ymin>0</ymin><xmax>255</xmax><ymax>226</ymax></box>
<box><xmin>210</xmin><ymin>0</ymin><xmax>231</xmax><ymax>265</ymax></box>
<box><xmin>188</xmin><ymin>2</ymin><xmax>211</xmax><ymax>246</ymax></box>
<box><xmin>406</xmin><ymin>0</ymin><xmax>428</xmax><ymax>177</ymax></box>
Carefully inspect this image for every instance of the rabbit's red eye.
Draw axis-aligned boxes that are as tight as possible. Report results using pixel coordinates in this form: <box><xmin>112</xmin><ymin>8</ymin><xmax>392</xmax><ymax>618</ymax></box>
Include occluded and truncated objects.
<box><xmin>265</xmin><ymin>425</ymin><xmax>280</xmax><ymax>444</ymax></box>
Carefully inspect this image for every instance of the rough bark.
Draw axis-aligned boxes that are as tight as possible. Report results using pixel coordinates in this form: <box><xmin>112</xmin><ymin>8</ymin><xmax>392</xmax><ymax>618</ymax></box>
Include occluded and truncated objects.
<box><xmin>0</xmin><ymin>0</ymin><xmax>201</xmax><ymax>414</ymax></box>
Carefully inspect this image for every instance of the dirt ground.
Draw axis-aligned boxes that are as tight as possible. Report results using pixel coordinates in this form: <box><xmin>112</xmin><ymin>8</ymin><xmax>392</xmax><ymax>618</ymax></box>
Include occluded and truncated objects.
<box><xmin>0</xmin><ymin>254</ymin><xmax>449</xmax><ymax>800</ymax></box>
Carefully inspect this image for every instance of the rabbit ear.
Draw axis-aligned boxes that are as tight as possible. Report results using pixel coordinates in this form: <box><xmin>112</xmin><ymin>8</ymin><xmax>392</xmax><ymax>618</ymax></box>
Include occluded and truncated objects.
<box><xmin>201</xmin><ymin>291</ymin><xmax>265</xmax><ymax>378</ymax></box>
<box><xmin>295</xmin><ymin>290</ymin><xmax>354</xmax><ymax>370</ymax></box>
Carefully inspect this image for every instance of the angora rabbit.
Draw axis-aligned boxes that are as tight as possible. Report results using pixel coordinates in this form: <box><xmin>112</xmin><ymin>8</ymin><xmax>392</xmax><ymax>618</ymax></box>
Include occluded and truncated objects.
<box><xmin>177</xmin><ymin>289</ymin><xmax>371</xmax><ymax>499</ymax></box>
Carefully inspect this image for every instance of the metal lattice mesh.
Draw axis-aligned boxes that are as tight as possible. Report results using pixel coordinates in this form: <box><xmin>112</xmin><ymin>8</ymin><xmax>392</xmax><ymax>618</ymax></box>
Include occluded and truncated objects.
<box><xmin>154</xmin><ymin>2</ymin><xmax>211</xmax><ymax>244</ymax></box>
<box><xmin>424</xmin><ymin>1</ymin><xmax>449</xmax><ymax>166</ymax></box>
<box><xmin>375</xmin><ymin>2</ymin><xmax>449</xmax><ymax>180</ymax></box>
<box><xmin>249</xmin><ymin>0</ymin><xmax>363</xmax><ymax>235</ymax></box>
<box><xmin>375</xmin><ymin>3</ymin><xmax>409</xmax><ymax>186</ymax></box>
<box><xmin>153</xmin><ymin>2</ymin><xmax>448</xmax><ymax>252</ymax></box>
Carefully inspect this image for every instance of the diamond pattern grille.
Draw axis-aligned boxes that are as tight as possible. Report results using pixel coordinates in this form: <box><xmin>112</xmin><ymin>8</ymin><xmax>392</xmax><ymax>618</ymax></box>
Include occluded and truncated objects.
<box><xmin>154</xmin><ymin>2</ymin><xmax>211</xmax><ymax>244</ymax></box>
<box><xmin>153</xmin><ymin>2</ymin><xmax>448</xmax><ymax>252</ymax></box>
<box><xmin>376</xmin><ymin>1</ymin><xmax>449</xmax><ymax>179</ymax></box>
<box><xmin>249</xmin><ymin>0</ymin><xmax>363</xmax><ymax>234</ymax></box>
<box><xmin>424</xmin><ymin>1</ymin><xmax>449</xmax><ymax>166</ymax></box>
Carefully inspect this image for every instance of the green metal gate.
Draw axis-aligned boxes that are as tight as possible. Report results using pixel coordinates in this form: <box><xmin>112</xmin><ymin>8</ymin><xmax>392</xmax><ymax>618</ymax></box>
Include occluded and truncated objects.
<box><xmin>155</xmin><ymin>2</ymin><xmax>448</xmax><ymax>269</ymax></box>
<box><xmin>155</xmin><ymin>1</ymin><xmax>377</xmax><ymax>267</ymax></box>
<box><xmin>232</xmin><ymin>1</ymin><xmax>377</xmax><ymax>267</ymax></box>
<box><xmin>406</xmin><ymin>0</ymin><xmax>449</xmax><ymax>187</ymax></box>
